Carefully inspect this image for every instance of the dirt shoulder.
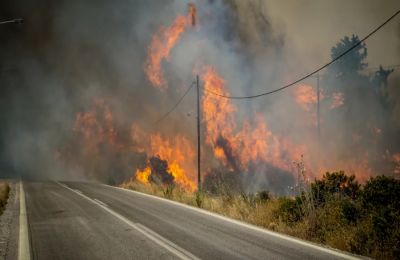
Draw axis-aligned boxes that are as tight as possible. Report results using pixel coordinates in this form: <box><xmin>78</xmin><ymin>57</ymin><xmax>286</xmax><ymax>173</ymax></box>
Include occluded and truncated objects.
<box><xmin>0</xmin><ymin>181</ymin><xmax>19</xmax><ymax>260</ymax></box>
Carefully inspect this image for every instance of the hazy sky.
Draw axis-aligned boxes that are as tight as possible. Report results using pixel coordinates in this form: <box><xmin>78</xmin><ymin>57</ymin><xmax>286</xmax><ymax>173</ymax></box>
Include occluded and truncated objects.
<box><xmin>262</xmin><ymin>0</ymin><xmax>400</xmax><ymax>70</ymax></box>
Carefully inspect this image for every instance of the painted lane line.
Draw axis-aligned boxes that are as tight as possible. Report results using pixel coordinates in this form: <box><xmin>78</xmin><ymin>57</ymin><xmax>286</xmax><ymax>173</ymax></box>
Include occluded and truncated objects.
<box><xmin>56</xmin><ymin>182</ymin><xmax>199</xmax><ymax>260</ymax></box>
<box><xmin>109</xmin><ymin>185</ymin><xmax>361</xmax><ymax>260</ymax></box>
<box><xmin>93</xmin><ymin>198</ymin><xmax>108</xmax><ymax>207</ymax></box>
<box><xmin>18</xmin><ymin>182</ymin><xmax>31</xmax><ymax>260</ymax></box>
<box><xmin>135</xmin><ymin>223</ymin><xmax>197</xmax><ymax>258</ymax></box>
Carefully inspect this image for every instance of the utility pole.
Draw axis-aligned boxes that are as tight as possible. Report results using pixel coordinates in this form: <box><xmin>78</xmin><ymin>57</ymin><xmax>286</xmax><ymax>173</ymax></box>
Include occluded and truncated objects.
<box><xmin>316</xmin><ymin>74</ymin><xmax>320</xmax><ymax>141</ymax></box>
<box><xmin>196</xmin><ymin>75</ymin><xmax>201</xmax><ymax>192</ymax></box>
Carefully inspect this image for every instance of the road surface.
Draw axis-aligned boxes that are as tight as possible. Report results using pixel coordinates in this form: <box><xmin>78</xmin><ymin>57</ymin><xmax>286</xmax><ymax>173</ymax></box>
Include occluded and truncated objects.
<box><xmin>20</xmin><ymin>181</ymin><xmax>360</xmax><ymax>259</ymax></box>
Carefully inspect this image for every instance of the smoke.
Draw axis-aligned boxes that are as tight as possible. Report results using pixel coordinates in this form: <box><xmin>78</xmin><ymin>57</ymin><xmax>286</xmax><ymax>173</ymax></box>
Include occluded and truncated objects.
<box><xmin>0</xmin><ymin>0</ymin><xmax>399</xmax><ymax>194</ymax></box>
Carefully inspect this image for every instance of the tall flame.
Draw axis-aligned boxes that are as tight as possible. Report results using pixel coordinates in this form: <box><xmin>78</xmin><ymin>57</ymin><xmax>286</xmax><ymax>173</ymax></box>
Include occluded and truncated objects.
<box><xmin>201</xmin><ymin>66</ymin><xmax>305</xmax><ymax>174</ymax></box>
<box><xmin>293</xmin><ymin>84</ymin><xmax>324</xmax><ymax>112</ymax></box>
<box><xmin>136</xmin><ymin>166</ymin><xmax>151</xmax><ymax>184</ymax></box>
<box><xmin>73</xmin><ymin>99</ymin><xmax>118</xmax><ymax>149</ymax></box>
<box><xmin>131</xmin><ymin>125</ymin><xmax>196</xmax><ymax>191</ymax></box>
<box><xmin>144</xmin><ymin>4</ymin><xmax>196</xmax><ymax>89</ymax></box>
<box><xmin>66</xmin><ymin>3</ymin><xmax>384</xmax><ymax>193</ymax></box>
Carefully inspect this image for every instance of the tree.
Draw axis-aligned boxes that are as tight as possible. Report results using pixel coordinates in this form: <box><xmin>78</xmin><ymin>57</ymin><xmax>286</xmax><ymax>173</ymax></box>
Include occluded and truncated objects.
<box><xmin>328</xmin><ymin>34</ymin><xmax>368</xmax><ymax>78</ymax></box>
<box><xmin>148</xmin><ymin>156</ymin><xmax>174</xmax><ymax>186</ymax></box>
<box><xmin>371</xmin><ymin>65</ymin><xmax>395</xmax><ymax>108</ymax></box>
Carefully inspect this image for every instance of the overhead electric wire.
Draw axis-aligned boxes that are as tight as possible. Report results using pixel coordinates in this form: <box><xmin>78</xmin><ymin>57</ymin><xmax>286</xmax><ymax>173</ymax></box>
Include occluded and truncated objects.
<box><xmin>364</xmin><ymin>64</ymin><xmax>400</xmax><ymax>71</ymax></box>
<box><xmin>203</xmin><ymin>9</ymin><xmax>400</xmax><ymax>100</ymax></box>
<box><xmin>0</xmin><ymin>18</ymin><xmax>24</xmax><ymax>25</ymax></box>
<box><xmin>153</xmin><ymin>81</ymin><xmax>195</xmax><ymax>124</ymax></box>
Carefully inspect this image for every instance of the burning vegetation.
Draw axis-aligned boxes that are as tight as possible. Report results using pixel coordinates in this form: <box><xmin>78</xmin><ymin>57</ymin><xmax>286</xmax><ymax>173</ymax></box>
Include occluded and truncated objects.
<box><xmin>3</xmin><ymin>0</ymin><xmax>399</xmax><ymax>259</ymax></box>
<box><xmin>58</xmin><ymin>2</ymin><xmax>400</xmax><ymax>198</ymax></box>
<box><xmin>144</xmin><ymin>3</ymin><xmax>197</xmax><ymax>89</ymax></box>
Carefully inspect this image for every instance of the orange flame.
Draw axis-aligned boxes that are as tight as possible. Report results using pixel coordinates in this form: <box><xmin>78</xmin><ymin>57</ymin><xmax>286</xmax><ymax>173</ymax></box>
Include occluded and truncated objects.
<box><xmin>318</xmin><ymin>156</ymin><xmax>373</xmax><ymax>182</ymax></box>
<box><xmin>144</xmin><ymin>4</ymin><xmax>196</xmax><ymax>89</ymax></box>
<box><xmin>131</xmin><ymin>125</ymin><xmax>196</xmax><ymax>191</ymax></box>
<box><xmin>136</xmin><ymin>166</ymin><xmax>151</xmax><ymax>184</ymax></box>
<box><xmin>150</xmin><ymin>134</ymin><xmax>196</xmax><ymax>191</ymax></box>
<box><xmin>201</xmin><ymin>66</ymin><xmax>305</xmax><ymax>174</ymax></box>
<box><xmin>330</xmin><ymin>92</ymin><xmax>344</xmax><ymax>109</ymax></box>
<box><xmin>73</xmin><ymin>99</ymin><xmax>118</xmax><ymax>149</ymax></box>
<box><xmin>293</xmin><ymin>84</ymin><xmax>324</xmax><ymax>112</ymax></box>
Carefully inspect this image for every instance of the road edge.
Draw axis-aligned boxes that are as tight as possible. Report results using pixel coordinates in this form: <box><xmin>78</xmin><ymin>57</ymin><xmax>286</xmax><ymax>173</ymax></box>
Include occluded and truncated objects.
<box><xmin>108</xmin><ymin>184</ymin><xmax>364</xmax><ymax>260</ymax></box>
<box><xmin>18</xmin><ymin>181</ymin><xmax>31</xmax><ymax>260</ymax></box>
<box><xmin>56</xmin><ymin>181</ymin><xmax>199</xmax><ymax>260</ymax></box>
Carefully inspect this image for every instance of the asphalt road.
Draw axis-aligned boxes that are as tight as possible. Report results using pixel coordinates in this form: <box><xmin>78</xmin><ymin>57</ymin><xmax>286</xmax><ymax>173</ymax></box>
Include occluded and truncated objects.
<box><xmin>22</xmin><ymin>181</ymin><xmax>360</xmax><ymax>260</ymax></box>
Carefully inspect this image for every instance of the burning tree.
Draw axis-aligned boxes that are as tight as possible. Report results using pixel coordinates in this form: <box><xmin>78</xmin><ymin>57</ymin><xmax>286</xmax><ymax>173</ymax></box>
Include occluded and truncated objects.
<box><xmin>136</xmin><ymin>156</ymin><xmax>175</xmax><ymax>186</ymax></box>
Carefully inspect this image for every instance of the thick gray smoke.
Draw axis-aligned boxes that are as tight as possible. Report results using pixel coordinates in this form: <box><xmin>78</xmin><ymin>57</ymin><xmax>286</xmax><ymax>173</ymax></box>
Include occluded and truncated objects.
<box><xmin>0</xmin><ymin>0</ymin><xmax>399</xmax><ymax>195</ymax></box>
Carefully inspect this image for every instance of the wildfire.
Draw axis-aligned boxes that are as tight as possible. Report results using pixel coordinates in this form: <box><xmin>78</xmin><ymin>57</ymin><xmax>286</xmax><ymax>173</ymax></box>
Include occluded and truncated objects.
<box><xmin>65</xmin><ymin>3</ymin><xmax>383</xmax><ymax>193</ymax></box>
<box><xmin>73</xmin><ymin>99</ymin><xmax>118</xmax><ymax>149</ymax></box>
<box><xmin>136</xmin><ymin>166</ymin><xmax>151</xmax><ymax>184</ymax></box>
<box><xmin>330</xmin><ymin>92</ymin><xmax>344</xmax><ymax>109</ymax></box>
<box><xmin>202</xmin><ymin>66</ymin><xmax>236</xmax><ymax>152</ymax></box>
<box><xmin>318</xmin><ymin>157</ymin><xmax>373</xmax><ymax>182</ymax></box>
<box><xmin>144</xmin><ymin>3</ymin><xmax>196</xmax><ymax>89</ymax></box>
<box><xmin>293</xmin><ymin>84</ymin><xmax>324</xmax><ymax>112</ymax></box>
<box><xmin>131</xmin><ymin>126</ymin><xmax>196</xmax><ymax>191</ymax></box>
<box><xmin>201</xmin><ymin>66</ymin><xmax>305</xmax><ymax>173</ymax></box>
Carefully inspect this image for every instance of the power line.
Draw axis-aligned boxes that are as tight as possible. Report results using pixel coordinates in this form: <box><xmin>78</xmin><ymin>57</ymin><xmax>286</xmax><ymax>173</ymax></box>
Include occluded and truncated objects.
<box><xmin>203</xmin><ymin>9</ymin><xmax>400</xmax><ymax>100</ymax></box>
<box><xmin>153</xmin><ymin>81</ymin><xmax>195</xmax><ymax>124</ymax></box>
<box><xmin>364</xmin><ymin>64</ymin><xmax>400</xmax><ymax>71</ymax></box>
<box><xmin>0</xmin><ymin>18</ymin><xmax>24</xmax><ymax>25</ymax></box>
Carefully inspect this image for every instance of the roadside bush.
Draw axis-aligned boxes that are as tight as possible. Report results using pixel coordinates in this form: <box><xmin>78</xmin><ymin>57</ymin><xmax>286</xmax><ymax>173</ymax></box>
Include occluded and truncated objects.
<box><xmin>361</xmin><ymin>175</ymin><xmax>400</xmax><ymax>211</ymax></box>
<box><xmin>195</xmin><ymin>191</ymin><xmax>203</xmax><ymax>208</ymax></box>
<box><xmin>274</xmin><ymin>197</ymin><xmax>303</xmax><ymax>225</ymax></box>
<box><xmin>124</xmin><ymin>172</ymin><xmax>400</xmax><ymax>259</ymax></box>
<box><xmin>0</xmin><ymin>182</ymin><xmax>10</xmax><ymax>215</ymax></box>
<box><xmin>257</xmin><ymin>190</ymin><xmax>270</xmax><ymax>202</ymax></box>
<box><xmin>163</xmin><ymin>185</ymin><xmax>175</xmax><ymax>199</ymax></box>
<box><xmin>203</xmin><ymin>168</ymin><xmax>242</xmax><ymax>195</ymax></box>
<box><xmin>360</xmin><ymin>176</ymin><xmax>400</xmax><ymax>259</ymax></box>
<box><xmin>311</xmin><ymin>171</ymin><xmax>360</xmax><ymax>205</ymax></box>
<box><xmin>340</xmin><ymin>198</ymin><xmax>360</xmax><ymax>224</ymax></box>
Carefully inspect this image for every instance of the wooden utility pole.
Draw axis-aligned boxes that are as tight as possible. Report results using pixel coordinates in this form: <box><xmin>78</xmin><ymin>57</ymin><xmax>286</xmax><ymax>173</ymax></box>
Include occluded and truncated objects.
<box><xmin>317</xmin><ymin>74</ymin><xmax>320</xmax><ymax>141</ymax></box>
<box><xmin>196</xmin><ymin>75</ymin><xmax>201</xmax><ymax>192</ymax></box>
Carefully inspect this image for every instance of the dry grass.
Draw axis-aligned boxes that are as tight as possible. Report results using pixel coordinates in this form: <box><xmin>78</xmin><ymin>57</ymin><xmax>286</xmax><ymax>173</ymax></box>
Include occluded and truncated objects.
<box><xmin>119</xmin><ymin>181</ymin><xmax>381</xmax><ymax>259</ymax></box>
<box><xmin>121</xmin><ymin>173</ymin><xmax>400</xmax><ymax>259</ymax></box>
<box><xmin>0</xmin><ymin>182</ymin><xmax>10</xmax><ymax>215</ymax></box>
<box><xmin>120</xmin><ymin>181</ymin><xmax>286</xmax><ymax>234</ymax></box>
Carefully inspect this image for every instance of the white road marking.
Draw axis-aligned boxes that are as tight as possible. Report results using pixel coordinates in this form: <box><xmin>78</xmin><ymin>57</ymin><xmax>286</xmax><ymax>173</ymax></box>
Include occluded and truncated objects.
<box><xmin>109</xmin><ymin>184</ymin><xmax>361</xmax><ymax>260</ymax></box>
<box><xmin>56</xmin><ymin>182</ymin><xmax>199</xmax><ymax>260</ymax></box>
<box><xmin>18</xmin><ymin>181</ymin><xmax>31</xmax><ymax>260</ymax></box>
<box><xmin>93</xmin><ymin>198</ymin><xmax>108</xmax><ymax>207</ymax></box>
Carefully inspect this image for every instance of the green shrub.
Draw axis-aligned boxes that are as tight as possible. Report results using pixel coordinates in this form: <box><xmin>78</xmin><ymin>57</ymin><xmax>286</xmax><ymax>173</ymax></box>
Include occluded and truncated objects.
<box><xmin>340</xmin><ymin>199</ymin><xmax>361</xmax><ymax>224</ymax></box>
<box><xmin>257</xmin><ymin>190</ymin><xmax>270</xmax><ymax>202</ymax></box>
<box><xmin>163</xmin><ymin>185</ymin><xmax>174</xmax><ymax>199</ymax></box>
<box><xmin>274</xmin><ymin>197</ymin><xmax>303</xmax><ymax>225</ymax></box>
<box><xmin>361</xmin><ymin>175</ymin><xmax>400</xmax><ymax>211</ymax></box>
<box><xmin>312</xmin><ymin>171</ymin><xmax>360</xmax><ymax>205</ymax></box>
<box><xmin>195</xmin><ymin>191</ymin><xmax>203</xmax><ymax>208</ymax></box>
